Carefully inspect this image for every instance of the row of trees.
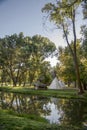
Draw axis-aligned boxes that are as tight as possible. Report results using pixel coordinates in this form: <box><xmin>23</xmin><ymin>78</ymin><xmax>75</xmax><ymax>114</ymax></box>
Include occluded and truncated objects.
<box><xmin>42</xmin><ymin>0</ymin><xmax>87</xmax><ymax>93</ymax></box>
<box><xmin>0</xmin><ymin>33</ymin><xmax>56</xmax><ymax>86</ymax></box>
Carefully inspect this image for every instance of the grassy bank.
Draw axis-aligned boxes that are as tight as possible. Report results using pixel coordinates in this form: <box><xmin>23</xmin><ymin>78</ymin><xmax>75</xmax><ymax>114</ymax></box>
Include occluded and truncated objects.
<box><xmin>0</xmin><ymin>109</ymin><xmax>85</xmax><ymax>130</ymax></box>
<box><xmin>0</xmin><ymin>86</ymin><xmax>87</xmax><ymax>130</ymax></box>
<box><xmin>0</xmin><ymin>86</ymin><xmax>87</xmax><ymax>100</ymax></box>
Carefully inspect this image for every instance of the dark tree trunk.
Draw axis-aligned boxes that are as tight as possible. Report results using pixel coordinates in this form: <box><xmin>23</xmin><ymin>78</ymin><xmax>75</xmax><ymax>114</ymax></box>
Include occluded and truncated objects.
<box><xmin>83</xmin><ymin>82</ymin><xmax>87</xmax><ymax>90</ymax></box>
<box><xmin>13</xmin><ymin>79</ymin><xmax>17</xmax><ymax>87</ymax></box>
<box><xmin>74</xmin><ymin>81</ymin><xmax>77</xmax><ymax>88</ymax></box>
<box><xmin>72</xmin><ymin>9</ymin><xmax>84</xmax><ymax>94</ymax></box>
<box><xmin>74</xmin><ymin>56</ymin><xmax>84</xmax><ymax>94</ymax></box>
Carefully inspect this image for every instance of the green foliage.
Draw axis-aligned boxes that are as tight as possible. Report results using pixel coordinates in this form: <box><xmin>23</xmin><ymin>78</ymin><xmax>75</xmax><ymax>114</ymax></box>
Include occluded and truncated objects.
<box><xmin>56</xmin><ymin>45</ymin><xmax>76</xmax><ymax>85</ymax></box>
<box><xmin>79</xmin><ymin>27</ymin><xmax>87</xmax><ymax>88</ymax></box>
<box><xmin>0</xmin><ymin>86</ymin><xmax>83</xmax><ymax>99</ymax></box>
<box><xmin>81</xmin><ymin>27</ymin><xmax>87</xmax><ymax>58</ymax></box>
<box><xmin>82</xmin><ymin>1</ymin><xmax>87</xmax><ymax>19</ymax></box>
<box><xmin>0</xmin><ymin>109</ymin><xmax>84</xmax><ymax>130</ymax></box>
<box><xmin>0</xmin><ymin>33</ymin><xmax>56</xmax><ymax>87</ymax></box>
<box><xmin>42</xmin><ymin>0</ymin><xmax>85</xmax><ymax>93</ymax></box>
<box><xmin>55</xmin><ymin>40</ymin><xmax>87</xmax><ymax>88</ymax></box>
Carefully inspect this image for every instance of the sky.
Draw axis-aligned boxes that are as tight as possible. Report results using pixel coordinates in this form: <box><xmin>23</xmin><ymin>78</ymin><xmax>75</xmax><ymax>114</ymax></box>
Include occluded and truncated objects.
<box><xmin>0</xmin><ymin>0</ymin><xmax>85</xmax><ymax>66</ymax></box>
<box><xmin>0</xmin><ymin>0</ymin><xmax>66</xmax><ymax>47</ymax></box>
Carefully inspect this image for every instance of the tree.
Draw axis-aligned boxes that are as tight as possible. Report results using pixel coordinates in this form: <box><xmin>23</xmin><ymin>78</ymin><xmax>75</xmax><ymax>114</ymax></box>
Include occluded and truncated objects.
<box><xmin>80</xmin><ymin>27</ymin><xmax>87</xmax><ymax>90</ymax></box>
<box><xmin>0</xmin><ymin>33</ymin><xmax>26</xmax><ymax>86</ymax></box>
<box><xmin>56</xmin><ymin>40</ymin><xmax>84</xmax><ymax>88</ymax></box>
<box><xmin>56</xmin><ymin>45</ymin><xmax>76</xmax><ymax>87</ymax></box>
<box><xmin>42</xmin><ymin>0</ymin><xmax>84</xmax><ymax>94</ymax></box>
<box><xmin>0</xmin><ymin>33</ymin><xmax>56</xmax><ymax>87</ymax></box>
<box><xmin>81</xmin><ymin>27</ymin><xmax>87</xmax><ymax>58</ymax></box>
<box><xmin>82</xmin><ymin>0</ymin><xmax>87</xmax><ymax>19</ymax></box>
<box><xmin>29</xmin><ymin>35</ymin><xmax>56</xmax><ymax>85</ymax></box>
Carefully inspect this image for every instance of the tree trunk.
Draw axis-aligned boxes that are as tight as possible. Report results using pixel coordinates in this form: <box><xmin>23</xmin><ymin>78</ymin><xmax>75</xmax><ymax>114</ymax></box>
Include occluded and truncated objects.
<box><xmin>72</xmin><ymin>9</ymin><xmax>84</xmax><ymax>94</ymax></box>
<box><xmin>13</xmin><ymin>78</ymin><xmax>17</xmax><ymax>87</ymax></box>
<box><xmin>74</xmin><ymin>81</ymin><xmax>77</xmax><ymax>88</ymax></box>
<box><xmin>74</xmin><ymin>55</ymin><xmax>84</xmax><ymax>94</ymax></box>
<box><xmin>83</xmin><ymin>82</ymin><xmax>87</xmax><ymax>90</ymax></box>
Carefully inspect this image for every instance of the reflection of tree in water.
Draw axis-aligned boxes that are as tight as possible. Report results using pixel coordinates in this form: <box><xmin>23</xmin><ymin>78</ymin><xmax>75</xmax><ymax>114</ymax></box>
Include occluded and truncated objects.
<box><xmin>0</xmin><ymin>92</ymin><xmax>87</xmax><ymax>126</ymax></box>
<box><xmin>43</xmin><ymin>98</ymin><xmax>63</xmax><ymax>124</ymax></box>
<box><xmin>0</xmin><ymin>92</ymin><xmax>14</xmax><ymax>109</ymax></box>
<box><xmin>0</xmin><ymin>92</ymin><xmax>50</xmax><ymax>116</ymax></box>
<box><xmin>43</xmin><ymin>97</ymin><xmax>87</xmax><ymax>126</ymax></box>
<box><xmin>56</xmin><ymin>99</ymin><xmax>87</xmax><ymax>127</ymax></box>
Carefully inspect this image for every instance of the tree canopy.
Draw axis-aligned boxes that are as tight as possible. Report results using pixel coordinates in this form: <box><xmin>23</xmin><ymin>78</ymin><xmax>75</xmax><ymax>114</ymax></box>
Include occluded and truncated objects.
<box><xmin>0</xmin><ymin>33</ymin><xmax>56</xmax><ymax>86</ymax></box>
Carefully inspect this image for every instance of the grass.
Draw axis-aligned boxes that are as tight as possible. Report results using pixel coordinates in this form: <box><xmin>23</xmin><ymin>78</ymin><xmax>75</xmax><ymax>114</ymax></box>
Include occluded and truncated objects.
<box><xmin>0</xmin><ymin>109</ymin><xmax>47</xmax><ymax>130</ymax></box>
<box><xmin>0</xmin><ymin>109</ymin><xmax>86</xmax><ymax>130</ymax></box>
<box><xmin>0</xmin><ymin>86</ymin><xmax>87</xmax><ymax>100</ymax></box>
<box><xmin>0</xmin><ymin>86</ymin><xmax>87</xmax><ymax>130</ymax></box>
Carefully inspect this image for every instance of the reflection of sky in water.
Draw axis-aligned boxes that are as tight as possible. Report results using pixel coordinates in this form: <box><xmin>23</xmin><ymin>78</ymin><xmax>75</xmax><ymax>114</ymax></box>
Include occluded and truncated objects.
<box><xmin>13</xmin><ymin>99</ymin><xmax>20</xmax><ymax>106</ymax></box>
<box><xmin>0</xmin><ymin>92</ymin><xmax>87</xmax><ymax>127</ymax></box>
<box><xmin>43</xmin><ymin>100</ymin><xmax>63</xmax><ymax>124</ymax></box>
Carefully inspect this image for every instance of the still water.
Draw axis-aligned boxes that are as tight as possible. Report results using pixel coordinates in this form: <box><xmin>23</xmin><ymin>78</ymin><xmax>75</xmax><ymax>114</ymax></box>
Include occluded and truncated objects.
<box><xmin>0</xmin><ymin>92</ymin><xmax>87</xmax><ymax>126</ymax></box>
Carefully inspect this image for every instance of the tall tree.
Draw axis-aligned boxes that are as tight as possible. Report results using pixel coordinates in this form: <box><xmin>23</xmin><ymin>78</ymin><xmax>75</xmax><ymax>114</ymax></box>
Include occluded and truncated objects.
<box><xmin>80</xmin><ymin>27</ymin><xmax>87</xmax><ymax>90</ymax></box>
<box><xmin>0</xmin><ymin>33</ymin><xmax>56</xmax><ymax>87</ymax></box>
<box><xmin>0</xmin><ymin>33</ymin><xmax>26</xmax><ymax>86</ymax></box>
<box><xmin>42</xmin><ymin>0</ymin><xmax>84</xmax><ymax>94</ymax></box>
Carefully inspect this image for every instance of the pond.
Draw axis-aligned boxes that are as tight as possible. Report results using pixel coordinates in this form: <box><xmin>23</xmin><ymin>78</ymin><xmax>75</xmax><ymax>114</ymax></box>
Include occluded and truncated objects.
<box><xmin>0</xmin><ymin>92</ymin><xmax>87</xmax><ymax>127</ymax></box>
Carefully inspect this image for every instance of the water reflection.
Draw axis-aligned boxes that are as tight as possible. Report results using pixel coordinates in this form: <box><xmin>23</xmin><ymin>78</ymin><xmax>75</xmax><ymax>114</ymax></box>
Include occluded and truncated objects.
<box><xmin>0</xmin><ymin>92</ymin><xmax>50</xmax><ymax>115</ymax></box>
<box><xmin>43</xmin><ymin>100</ymin><xmax>63</xmax><ymax>124</ymax></box>
<box><xmin>0</xmin><ymin>92</ymin><xmax>87</xmax><ymax>127</ymax></box>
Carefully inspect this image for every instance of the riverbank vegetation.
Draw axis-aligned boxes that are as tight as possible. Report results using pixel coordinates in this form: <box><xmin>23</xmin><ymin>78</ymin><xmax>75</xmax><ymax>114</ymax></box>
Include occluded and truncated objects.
<box><xmin>0</xmin><ymin>86</ymin><xmax>87</xmax><ymax>100</ymax></box>
<box><xmin>0</xmin><ymin>109</ymin><xmax>86</xmax><ymax>130</ymax></box>
<box><xmin>0</xmin><ymin>87</ymin><xmax>87</xmax><ymax>130</ymax></box>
